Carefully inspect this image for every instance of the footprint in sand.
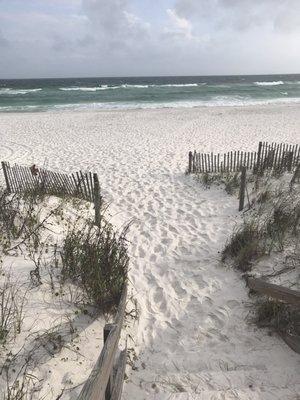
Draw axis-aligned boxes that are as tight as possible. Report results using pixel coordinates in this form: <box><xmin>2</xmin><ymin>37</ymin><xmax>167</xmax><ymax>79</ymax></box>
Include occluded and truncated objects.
<box><xmin>168</xmin><ymin>224</ymin><xmax>179</xmax><ymax>234</ymax></box>
<box><xmin>149</xmin><ymin>254</ymin><xmax>157</xmax><ymax>262</ymax></box>
<box><xmin>226</xmin><ymin>299</ymin><xmax>240</xmax><ymax>308</ymax></box>
<box><xmin>154</xmin><ymin>244</ymin><xmax>164</xmax><ymax>254</ymax></box>
<box><xmin>138</xmin><ymin>247</ymin><xmax>146</xmax><ymax>258</ymax></box>
<box><xmin>161</xmin><ymin>238</ymin><xmax>172</xmax><ymax>246</ymax></box>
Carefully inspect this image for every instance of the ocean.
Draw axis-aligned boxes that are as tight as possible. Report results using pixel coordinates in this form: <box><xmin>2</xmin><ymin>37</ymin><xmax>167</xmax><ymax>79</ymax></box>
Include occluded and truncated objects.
<box><xmin>0</xmin><ymin>74</ymin><xmax>300</xmax><ymax>112</ymax></box>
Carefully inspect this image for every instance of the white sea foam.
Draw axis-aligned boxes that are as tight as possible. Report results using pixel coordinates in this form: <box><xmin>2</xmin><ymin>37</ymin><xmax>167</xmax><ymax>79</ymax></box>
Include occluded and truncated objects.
<box><xmin>121</xmin><ymin>84</ymin><xmax>149</xmax><ymax>88</ymax></box>
<box><xmin>7</xmin><ymin>96</ymin><xmax>298</xmax><ymax>113</ymax></box>
<box><xmin>59</xmin><ymin>87</ymin><xmax>108</xmax><ymax>92</ymax></box>
<box><xmin>1</xmin><ymin>94</ymin><xmax>300</xmax><ymax>113</ymax></box>
<box><xmin>59</xmin><ymin>83</ymin><xmax>202</xmax><ymax>91</ymax></box>
<box><xmin>156</xmin><ymin>83</ymin><xmax>199</xmax><ymax>87</ymax></box>
<box><xmin>59</xmin><ymin>85</ymin><xmax>149</xmax><ymax>91</ymax></box>
<box><xmin>0</xmin><ymin>88</ymin><xmax>42</xmax><ymax>95</ymax></box>
<box><xmin>254</xmin><ymin>81</ymin><xmax>284</xmax><ymax>86</ymax></box>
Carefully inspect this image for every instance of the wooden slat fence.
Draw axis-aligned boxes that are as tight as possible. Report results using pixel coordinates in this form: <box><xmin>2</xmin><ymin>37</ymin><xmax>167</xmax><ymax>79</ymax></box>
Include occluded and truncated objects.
<box><xmin>1</xmin><ymin>161</ymin><xmax>96</xmax><ymax>202</ymax></box>
<box><xmin>77</xmin><ymin>284</ymin><xmax>127</xmax><ymax>400</ymax></box>
<box><xmin>188</xmin><ymin>141</ymin><xmax>300</xmax><ymax>174</ymax></box>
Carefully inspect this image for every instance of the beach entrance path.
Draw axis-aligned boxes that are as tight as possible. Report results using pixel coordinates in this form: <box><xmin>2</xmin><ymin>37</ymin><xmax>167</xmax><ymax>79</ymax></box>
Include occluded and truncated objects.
<box><xmin>121</xmin><ymin>169</ymin><xmax>300</xmax><ymax>400</ymax></box>
<box><xmin>0</xmin><ymin>106</ymin><xmax>299</xmax><ymax>400</ymax></box>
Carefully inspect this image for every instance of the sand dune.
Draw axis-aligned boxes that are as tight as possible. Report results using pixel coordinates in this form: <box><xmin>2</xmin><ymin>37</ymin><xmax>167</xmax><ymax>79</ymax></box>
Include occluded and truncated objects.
<box><xmin>0</xmin><ymin>104</ymin><xmax>299</xmax><ymax>399</ymax></box>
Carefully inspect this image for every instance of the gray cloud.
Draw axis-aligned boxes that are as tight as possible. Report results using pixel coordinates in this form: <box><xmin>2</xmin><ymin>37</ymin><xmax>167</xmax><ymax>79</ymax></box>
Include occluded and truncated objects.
<box><xmin>82</xmin><ymin>0</ymin><xmax>150</xmax><ymax>49</ymax></box>
<box><xmin>0</xmin><ymin>0</ymin><xmax>299</xmax><ymax>78</ymax></box>
<box><xmin>174</xmin><ymin>0</ymin><xmax>300</xmax><ymax>33</ymax></box>
<box><xmin>0</xmin><ymin>30</ymin><xmax>9</xmax><ymax>48</ymax></box>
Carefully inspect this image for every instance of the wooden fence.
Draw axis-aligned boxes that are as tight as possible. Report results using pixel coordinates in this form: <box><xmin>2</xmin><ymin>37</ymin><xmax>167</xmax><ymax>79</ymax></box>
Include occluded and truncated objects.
<box><xmin>77</xmin><ymin>284</ymin><xmax>127</xmax><ymax>400</ymax></box>
<box><xmin>2</xmin><ymin>161</ymin><xmax>96</xmax><ymax>201</ymax></box>
<box><xmin>1</xmin><ymin>161</ymin><xmax>102</xmax><ymax>226</ymax></box>
<box><xmin>188</xmin><ymin>141</ymin><xmax>300</xmax><ymax>174</ymax></box>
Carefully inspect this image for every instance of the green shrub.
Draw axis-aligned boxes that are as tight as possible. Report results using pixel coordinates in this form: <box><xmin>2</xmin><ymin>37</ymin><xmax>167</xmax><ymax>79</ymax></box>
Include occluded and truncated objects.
<box><xmin>61</xmin><ymin>222</ymin><xmax>129</xmax><ymax>312</ymax></box>
<box><xmin>222</xmin><ymin>221</ymin><xmax>265</xmax><ymax>271</ymax></box>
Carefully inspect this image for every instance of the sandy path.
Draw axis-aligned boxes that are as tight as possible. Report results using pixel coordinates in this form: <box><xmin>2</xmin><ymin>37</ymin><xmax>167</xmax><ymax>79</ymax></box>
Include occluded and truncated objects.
<box><xmin>0</xmin><ymin>104</ymin><xmax>299</xmax><ymax>399</ymax></box>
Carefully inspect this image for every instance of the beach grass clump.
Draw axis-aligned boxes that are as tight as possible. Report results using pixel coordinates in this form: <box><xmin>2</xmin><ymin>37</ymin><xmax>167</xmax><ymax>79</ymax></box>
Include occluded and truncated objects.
<box><xmin>257</xmin><ymin>188</ymin><xmax>272</xmax><ymax>204</ymax></box>
<box><xmin>0</xmin><ymin>187</ymin><xmax>66</xmax><ymax>257</ymax></box>
<box><xmin>222</xmin><ymin>220</ymin><xmax>265</xmax><ymax>271</ymax></box>
<box><xmin>223</xmin><ymin>176</ymin><xmax>300</xmax><ymax>271</ymax></box>
<box><xmin>1</xmin><ymin>353</ymin><xmax>41</xmax><ymax>400</ymax></box>
<box><xmin>196</xmin><ymin>171</ymin><xmax>240</xmax><ymax>194</ymax></box>
<box><xmin>253</xmin><ymin>298</ymin><xmax>299</xmax><ymax>338</ymax></box>
<box><xmin>263</xmin><ymin>194</ymin><xmax>300</xmax><ymax>252</ymax></box>
<box><xmin>254</xmin><ymin>299</ymin><xmax>287</xmax><ymax>327</ymax></box>
<box><xmin>0</xmin><ymin>189</ymin><xmax>41</xmax><ymax>253</ymax></box>
<box><xmin>0</xmin><ymin>277</ymin><xmax>26</xmax><ymax>344</ymax></box>
<box><xmin>60</xmin><ymin>221</ymin><xmax>129</xmax><ymax>312</ymax></box>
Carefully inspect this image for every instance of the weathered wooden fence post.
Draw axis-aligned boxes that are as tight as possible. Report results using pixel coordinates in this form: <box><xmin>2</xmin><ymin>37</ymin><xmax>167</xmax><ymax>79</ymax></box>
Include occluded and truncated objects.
<box><xmin>287</xmin><ymin>151</ymin><xmax>293</xmax><ymax>172</ymax></box>
<box><xmin>290</xmin><ymin>163</ymin><xmax>300</xmax><ymax>189</ymax></box>
<box><xmin>104</xmin><ymin>323</ymin><xmax>116</xmax><ymax>400</ymax></box>
<box><xmin>93</xmin><ymin>173</ymin><xmax>101</xmax><ymax>227</ymax></box>
<box><xmin>254</xmin><ymin>141</ymin><xmax>262</xmax><ymax>174</ymax></box>
<box><xmin>188</xmin><ymin>151</ymin><xmax>193</xmax><ymax>174</ymax></box>
<box><xmin>1</xmin><ymin>161</ymin><xmax>11</xmax><ymax>193</ymax></box>
<box><xmin>239</xmin><ymin>166</ymin><xmax>247</xmax><ymax>211</ymax></box>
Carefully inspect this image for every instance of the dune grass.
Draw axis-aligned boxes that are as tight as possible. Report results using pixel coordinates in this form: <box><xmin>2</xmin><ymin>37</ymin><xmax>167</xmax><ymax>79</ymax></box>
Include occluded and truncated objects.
<box><xmin>60</xmin><ymin>221</ymin><xmax>129</xmax><ymax>312</ymax></box>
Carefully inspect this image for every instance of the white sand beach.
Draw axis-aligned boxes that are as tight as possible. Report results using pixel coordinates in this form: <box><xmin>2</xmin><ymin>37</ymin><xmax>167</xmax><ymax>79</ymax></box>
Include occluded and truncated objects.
<box><xmin>0</xmin><ymin>104</ymin><xmax>300</xmax><ymax>399</ymax></box>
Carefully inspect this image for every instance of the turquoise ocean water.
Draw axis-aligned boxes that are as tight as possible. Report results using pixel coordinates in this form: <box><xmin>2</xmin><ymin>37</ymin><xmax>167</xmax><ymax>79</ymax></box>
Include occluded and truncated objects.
<box><xmin>0</xmin><ymin>74</ymin><xmax>300</xmax><ymax>112</ymax></box>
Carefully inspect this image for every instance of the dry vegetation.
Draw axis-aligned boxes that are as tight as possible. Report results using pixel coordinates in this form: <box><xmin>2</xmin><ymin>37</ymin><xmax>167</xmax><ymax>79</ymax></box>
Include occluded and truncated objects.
<box><xmin>195</xmin><ymin>171</ymin><xmax>241</xmax><ymax>195</ymax></box>
<box><xmin>0</xmin><ymin>186</ymin><xmax>129</xmax><ymax>399</ymax></box>
<box><xmin>195</xmin><ymin>165</ymin><xmax>300</xmax><ymax>348</ymax></box>
<box><xmin>223</xmin><ymin>169</ymin><xmax>300</xmax><ymax>344</ymax></box>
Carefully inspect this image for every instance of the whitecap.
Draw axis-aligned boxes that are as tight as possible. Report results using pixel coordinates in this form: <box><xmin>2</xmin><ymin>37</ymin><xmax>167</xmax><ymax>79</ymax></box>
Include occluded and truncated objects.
<box><xmin>0</xmin><ymin>88</ymin><xmax>42</xmax><ymax>95</ymax></box>
<box><xmin>155</xmin><ymin>83</ymin><xmax>198</xmax><ymax>87</ymax></box>
<box><xmin>121</xmin><ymin>84</ymin><xmax>149</xmax><ymax>88</ymax></box>
<box><xmin>254</xmin><ymin>81</ymin><xmax>284</xmax><ymax>86</ymax></box>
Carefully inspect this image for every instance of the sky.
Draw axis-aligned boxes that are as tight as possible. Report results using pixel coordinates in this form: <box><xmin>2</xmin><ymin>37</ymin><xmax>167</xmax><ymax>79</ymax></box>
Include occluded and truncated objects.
<box><xmin>0</xmin><ymin>0</ymin><xmax>299</xmax><ymax>78</ymax></box>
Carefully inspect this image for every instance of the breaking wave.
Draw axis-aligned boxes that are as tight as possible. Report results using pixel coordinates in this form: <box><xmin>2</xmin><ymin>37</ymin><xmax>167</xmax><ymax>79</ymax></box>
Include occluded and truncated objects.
<box><xmin>1</xmin><ymin>96</ymin><xmax>300</xmax><ymax>113</ymax></box>
<box><xmin>0</xmin><ymin>88</ymin><xmax>42</xmax><ymax>95</ymax></box>
<box><xmin>254</xmin><ymin>81</ymin><xmax>284</xmax><ymax>86</ymax></box>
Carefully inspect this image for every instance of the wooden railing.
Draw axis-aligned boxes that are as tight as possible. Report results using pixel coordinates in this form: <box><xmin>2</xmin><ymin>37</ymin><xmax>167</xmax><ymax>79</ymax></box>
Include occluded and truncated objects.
<box><xmin>77</xmin><ymin>284</ymin><xmax>127</xmax><ymax>400</ymax></box>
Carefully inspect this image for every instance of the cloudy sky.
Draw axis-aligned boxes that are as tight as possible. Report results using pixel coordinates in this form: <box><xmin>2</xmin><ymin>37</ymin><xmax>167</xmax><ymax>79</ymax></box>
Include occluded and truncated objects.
<box><xmin>0</xmin><ymin>0</ymin><xmax>299</xmax><ymax>78</ymax></box>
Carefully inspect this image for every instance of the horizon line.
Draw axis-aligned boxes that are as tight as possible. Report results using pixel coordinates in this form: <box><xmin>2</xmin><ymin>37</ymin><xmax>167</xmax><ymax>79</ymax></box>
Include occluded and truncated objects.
<box><xmin>1</xmin><ymin>72</ymin><xmax>300</xmax><ymax>81</ymax></box>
